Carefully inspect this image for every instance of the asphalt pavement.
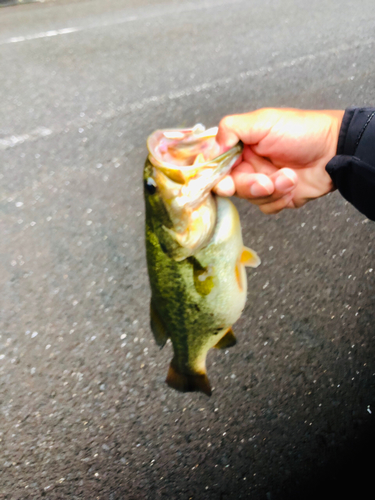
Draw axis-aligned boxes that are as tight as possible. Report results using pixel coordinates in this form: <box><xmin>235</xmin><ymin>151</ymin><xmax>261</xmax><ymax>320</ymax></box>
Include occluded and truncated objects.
<box><xmin>1</xmin><ymin>0</ymin><xmax>375</xmax><ymax>498</ymax></box>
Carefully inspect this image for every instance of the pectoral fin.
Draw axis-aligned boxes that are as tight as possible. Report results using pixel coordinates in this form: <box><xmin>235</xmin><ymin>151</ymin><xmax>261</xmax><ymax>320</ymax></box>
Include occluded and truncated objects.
<box><xmin>241</xmin><ymin>247</ymin><xmax>261</xmax><ymax>268</ymax></box>
<box><xmin>150</xmin><ymin>301</ymin><xmax>169</xmax><ymax>348</ymax></box>
<box><xmin>166</xmin><ymin>361</ymin><xmax>212</xmax><ymax>396</ymax></box>
<box><xmin>188</xmin><ymin>256</ymin><xmax>215</xmax><ymax>296</ymax></box>
<box><xmin>214</xmin><ymin>328</ymin><xmax>237</xmax><ymax>349</ymax></box>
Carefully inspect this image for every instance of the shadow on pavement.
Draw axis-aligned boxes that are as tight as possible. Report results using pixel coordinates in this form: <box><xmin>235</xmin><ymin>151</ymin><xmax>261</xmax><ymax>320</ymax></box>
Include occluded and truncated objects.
<box><xmin>280</xmin><ymin>420</ymin><xmax>375</xmax><ymax>500</ymax></box>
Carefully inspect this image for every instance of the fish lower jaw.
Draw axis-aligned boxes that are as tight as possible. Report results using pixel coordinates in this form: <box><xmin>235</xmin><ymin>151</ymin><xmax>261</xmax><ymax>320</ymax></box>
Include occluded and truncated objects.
<box><xmin>162</xmin><ymin>225</ymin><xmax>213</xmax><ymax>257</ymax></box>
<box><xmin>164</xmin><ymin>195</ymin><xmax>217</xmax><ymax>255</ymax></box>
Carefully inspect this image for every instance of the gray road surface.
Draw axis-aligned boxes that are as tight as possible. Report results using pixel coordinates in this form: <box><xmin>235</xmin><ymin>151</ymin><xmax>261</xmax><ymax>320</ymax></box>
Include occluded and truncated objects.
<box><xmin>1</xmin><ymin>0</ymin><xmax>375</xmax><ymax>498</ymax></box>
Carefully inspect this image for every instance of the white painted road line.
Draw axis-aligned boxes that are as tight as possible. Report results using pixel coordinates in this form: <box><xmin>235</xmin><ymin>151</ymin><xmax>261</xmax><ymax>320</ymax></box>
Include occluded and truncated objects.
<box><xmin>0</xmin><ymin>0</ymin><xmax>244</xmax><ymax>46</ymax></box>
<box><xmin>0</xmin><ymin>127</ymin><xmax>52</xmax><ymax>150</ymax></box>
<box><xmin>1</xmin><ymin>36</ymin><xmax>374</xmax><ymax>151</ymax></box>
<box><xmin>4</xmin><ymin>27</ymin><xmax>80</xmax><ymax>44</ymax></box>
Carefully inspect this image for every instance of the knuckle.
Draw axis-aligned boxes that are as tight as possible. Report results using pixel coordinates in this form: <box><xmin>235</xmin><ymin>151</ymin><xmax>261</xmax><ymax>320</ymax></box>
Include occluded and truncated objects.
<box><xmin>257</xmin><ymin>106</ymin><xmax>273</xmax><ymax>115</ymax></box>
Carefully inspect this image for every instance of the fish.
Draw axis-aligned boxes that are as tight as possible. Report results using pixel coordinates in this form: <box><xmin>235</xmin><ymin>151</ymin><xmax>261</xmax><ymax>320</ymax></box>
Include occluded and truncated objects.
<box><xmin>144</xmin><ymin>124</ymin><xmax>260</xmax><ymax>396</ymax></box>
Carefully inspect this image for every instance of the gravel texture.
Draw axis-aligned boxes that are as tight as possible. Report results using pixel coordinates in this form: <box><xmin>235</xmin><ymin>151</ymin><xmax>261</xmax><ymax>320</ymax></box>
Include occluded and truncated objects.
<box><xmin>1</xmin><ymin>1</ymin><xmax>375</xmax><ymax>499</ymax></box>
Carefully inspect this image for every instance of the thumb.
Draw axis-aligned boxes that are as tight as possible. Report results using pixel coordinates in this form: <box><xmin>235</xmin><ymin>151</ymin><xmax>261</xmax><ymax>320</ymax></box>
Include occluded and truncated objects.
<box><xmin>216</xmin><ymin>109</ymin><xmax>275</xmax><ymax>152</ymax></box>
<box><xmin>215</xmin><ymin>115</ymin><xmax>242</xmax><ymax>152</ymax></box>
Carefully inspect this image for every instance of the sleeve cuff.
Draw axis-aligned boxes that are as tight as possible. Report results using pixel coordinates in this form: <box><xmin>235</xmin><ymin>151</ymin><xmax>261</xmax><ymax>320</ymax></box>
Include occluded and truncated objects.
<box><xmin>337</xmin><ymin>107</ymin><xmax>375</xmax><ymax>156</ymax></box>
<box><xmin>326</xmin><ymin>155</ymin><xmax>375</xmax><ymax>220</ymax></box>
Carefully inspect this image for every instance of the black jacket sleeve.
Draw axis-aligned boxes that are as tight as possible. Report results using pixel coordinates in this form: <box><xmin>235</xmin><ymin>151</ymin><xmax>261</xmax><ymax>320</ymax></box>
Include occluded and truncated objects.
<box><xmin>326</xmin><ymin>107</ymin><xmax>375</xmax><ymax>220</ymax></box>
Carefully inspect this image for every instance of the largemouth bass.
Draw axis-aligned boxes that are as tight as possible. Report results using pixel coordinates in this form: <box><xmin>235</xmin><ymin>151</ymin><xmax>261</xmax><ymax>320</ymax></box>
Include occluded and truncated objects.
<box><xmin>144</xmin><ymin>124</ymin><xmax>260</xmax><ymax>396</ymax></box>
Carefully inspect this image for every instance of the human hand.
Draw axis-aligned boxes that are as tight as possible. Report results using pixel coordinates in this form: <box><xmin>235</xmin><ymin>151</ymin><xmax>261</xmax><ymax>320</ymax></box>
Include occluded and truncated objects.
<box><xmin>214</xmin><ymin>108</ymin><xmax>344</xmax><ymax>213</ymax></box>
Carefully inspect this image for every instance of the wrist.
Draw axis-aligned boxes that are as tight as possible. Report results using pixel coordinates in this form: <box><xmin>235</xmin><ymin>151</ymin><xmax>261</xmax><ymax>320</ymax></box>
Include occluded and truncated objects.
<box><xmin>325</xmin><ymin>109</ymin><xmax>345</xmax><ymax>159</ymax></box>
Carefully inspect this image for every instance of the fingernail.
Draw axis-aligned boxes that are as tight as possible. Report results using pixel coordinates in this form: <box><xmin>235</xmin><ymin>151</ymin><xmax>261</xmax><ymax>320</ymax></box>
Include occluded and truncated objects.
<box><xmin>250</xmin><ymin>182</ymin><xmax>271</xmax><ymax>197</ymax></box>
<box><xmin>275</xmin><ymin>174</ymin><xmax>295</xmax><ymax>192</ymax></box>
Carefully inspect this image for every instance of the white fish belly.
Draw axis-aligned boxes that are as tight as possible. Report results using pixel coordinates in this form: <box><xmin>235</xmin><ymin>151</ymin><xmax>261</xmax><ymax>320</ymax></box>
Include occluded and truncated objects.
<box><xmin>195</xmin><ymin>197</ymin><xmax>247</xmax><ymax>327</ymax></box>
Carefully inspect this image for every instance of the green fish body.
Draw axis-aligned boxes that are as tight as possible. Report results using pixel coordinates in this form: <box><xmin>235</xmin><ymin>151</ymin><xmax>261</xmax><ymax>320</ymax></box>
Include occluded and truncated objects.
<box><xmin>144</xmin><ymin>125</ymin><xmax>260</xmax><ymax>395</ymax></box>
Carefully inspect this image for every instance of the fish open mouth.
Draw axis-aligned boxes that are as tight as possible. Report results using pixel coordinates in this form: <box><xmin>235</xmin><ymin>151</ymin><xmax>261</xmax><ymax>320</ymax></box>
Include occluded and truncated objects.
<box><xmin>147</xmin><ymin>124</ymin><xmax>242</xmax><ymax>184</ymax></box>
<box><xmin>145</xmin><ymin>124</ymin><xmax>243</xmax><ymax>258</ymax></box>
<box><xmin>147</xmin><ymin>124</ymin><xmax>220</xmax><ymax>169</ymax></box>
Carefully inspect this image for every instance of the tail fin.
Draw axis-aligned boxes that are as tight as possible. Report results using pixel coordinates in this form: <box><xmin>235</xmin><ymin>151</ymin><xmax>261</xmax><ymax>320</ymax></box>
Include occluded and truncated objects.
<box><xmin>166</xmin><ymin>363</ymin><xmax>212</xmax><ymax>396</ymax></box>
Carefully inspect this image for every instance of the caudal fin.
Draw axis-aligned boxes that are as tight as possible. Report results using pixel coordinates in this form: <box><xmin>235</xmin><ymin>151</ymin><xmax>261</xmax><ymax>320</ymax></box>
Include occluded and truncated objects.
<box><xmin>166</xmin><ymin>363</ymin><xmax>212</xmax><ymax>396</ymax></box>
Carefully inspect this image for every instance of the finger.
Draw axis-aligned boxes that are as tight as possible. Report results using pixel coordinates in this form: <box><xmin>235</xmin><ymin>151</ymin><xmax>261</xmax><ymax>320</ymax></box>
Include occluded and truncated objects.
<box><xmin>244</xmin><ymin>184</ymin><xmax>297</xmax><ymax>208</ymax></box>
<box><xmin>243</xmin><ymin>146</ymin><xmax>277</xmax><ymax>175</ymax></box>
<box><xmin>232</xmin><ymin>163</ymin><xmax>274</xmax><ymax>199</ymax></box>
<box><xmin>216</xmin><ymin>110</ymin><xmax>274</xmax><ymax>151</ymax></box>
<box><xmin>231</xmin><ymin>161</ymin><xmax>298</xmax><ymax>205</ymax></box>
<box><xmin>215</xmin><ymin>116</ymin><xmax>242</xmax><ymax>152</ymax></box>
<box><xmin>258</xmin><ymin>192</ymin><xmax>295</xmax><ymax>215</ymax></box>
<box><xmin>236</xmin><ymin>150</ymin><xmax>297</xmax><ymax>201</ymax></box>
<box><xmin>247</xmin><ymin>181</ymin><xmax>297</xmax><ymax>207</ymax></box>
<box><xmin>270</xmin><ymin>168</ymin><xmax>297</xmax><ymax>194</ymax></box>
<box><xmin>213</xmin><ymin>175</ymin><xmax>236</xmax><ymax>197</ymax></box>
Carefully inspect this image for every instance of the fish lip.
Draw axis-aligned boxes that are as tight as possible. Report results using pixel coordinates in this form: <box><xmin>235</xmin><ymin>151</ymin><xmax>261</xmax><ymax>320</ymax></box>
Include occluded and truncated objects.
<box><xmin>147</xmin><ymin>126</ymin><xmax>243</xmax><ymax>173</ymax></box>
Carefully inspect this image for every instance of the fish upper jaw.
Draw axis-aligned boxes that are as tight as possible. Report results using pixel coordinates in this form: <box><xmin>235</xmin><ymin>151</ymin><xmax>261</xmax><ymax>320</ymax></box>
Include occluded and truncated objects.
<box><xmin>149</xmin><ymin>141</ymin><xmax>242</xmax><ymax>188</ymax></box>
<box><xmin>147</xmin><ymin>124</ymin><xmax>220</xmax><ymax>171</ymax></box>
<box><xmin>147</xmin><ymin>123</ymin><xmax>242</xmax><ymax>186</ymax></box>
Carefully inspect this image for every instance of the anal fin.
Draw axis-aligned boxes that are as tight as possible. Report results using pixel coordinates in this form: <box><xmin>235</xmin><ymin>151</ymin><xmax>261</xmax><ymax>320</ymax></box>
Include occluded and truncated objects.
<box><xmin>150</xmin><ymin>301</ymin><xmax>169</xmax><ymax>348</ymax></box>
<box><xmin>241</xmin><ymin>247</ymin><xmax>261</xmax><ymax>268</ymax></box>
<box><xmin>166</xmin><ymin>362</ymin><xmax>212</xmax><ymax>396</ymax></box>
<box><xmin>214</xmin><ymin>328</ymin><xmax>237</xmax><ymax>349</ymax></box>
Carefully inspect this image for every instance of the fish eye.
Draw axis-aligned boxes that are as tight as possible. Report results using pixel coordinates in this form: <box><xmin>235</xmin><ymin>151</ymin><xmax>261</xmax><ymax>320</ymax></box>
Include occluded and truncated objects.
<box><xmin>144</xmin><ymin>177</ymin><xmax>157</xmax><ymax>195</ymax></box>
